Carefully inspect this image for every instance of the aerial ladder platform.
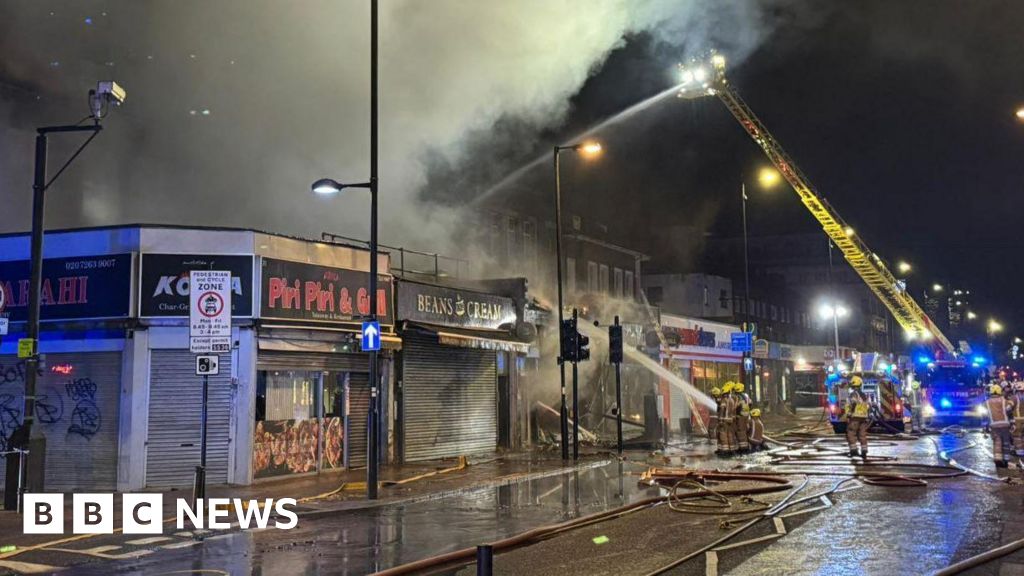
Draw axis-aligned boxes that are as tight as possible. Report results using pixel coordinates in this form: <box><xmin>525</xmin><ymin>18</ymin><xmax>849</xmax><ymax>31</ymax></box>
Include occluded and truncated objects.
<box><xmin>677</xmin><ymin>52</ymin><xmax>956</xmax><ymax>356</ymax></box>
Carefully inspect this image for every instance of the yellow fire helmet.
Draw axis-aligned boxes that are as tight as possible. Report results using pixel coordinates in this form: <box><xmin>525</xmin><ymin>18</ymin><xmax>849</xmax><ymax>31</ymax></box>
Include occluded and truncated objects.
<box><xmin>990</xmin><ymin>384</ymin><xmax>1003</xmax><ymax>396</ymax></box>
<box><xmin>711</xmin><ymin>387</ymin><xmax>722</xmax><ymax>397</ymax></box>
<box><xmin>722</xmin><ymin>382</ymin><xmax>735</xmax><ymax>393</ymax></box>
<box><xmin>850</xmin><ymin>376</ymin><xmax>864</xmax><ymax>388</ymax></box>
<box><xmin>734</xmin><ymin>382</ymin><xmax>745</xmax><ymax>393</ymax></box>
<box><xmin>751</xmin><ymin>408</ymin><xmax>762</xmax><ymax>417</ymax></box>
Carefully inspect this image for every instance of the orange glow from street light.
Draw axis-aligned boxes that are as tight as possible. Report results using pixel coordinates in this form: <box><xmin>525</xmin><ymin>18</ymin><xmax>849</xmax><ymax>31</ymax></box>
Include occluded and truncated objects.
<box><xmin>1016</xmin><ymin>107</ymin><xmax>1024</xmax><ymax>121</ymax></box>
<box><xmin>579</xmin><ymin>142</ymin><xmax>602</xmax><ymax>156</ymax></box>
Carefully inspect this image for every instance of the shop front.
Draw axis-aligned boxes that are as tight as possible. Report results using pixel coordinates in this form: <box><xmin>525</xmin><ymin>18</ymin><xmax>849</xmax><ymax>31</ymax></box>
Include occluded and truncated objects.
<box><xmin>395</xmin><ymin>280</ymin><xmax>526</xmax><ymax>462</ymax></box>
<box><xmin>0</xmin><ymin>253</ymin><xmax>133</xmax><ymax>491</ymax></box>
<box><xmin>253</xmin><ymin>256</ymin><xmax>395</xmax><ymax>480</ymax></box>
<box><xmin>137</xmin><ymin>252</ymin><xmax>255</xmax><ymax>488</ymax></box>
<box><xmin>659</xmin><ymin>314</ymin><xmax>742</xmax><ymax>433</ymax></box>
<box><xmin>752</xmin><ymin>339</ymin><xmax>796</xmax><ymax>412</ymax></box>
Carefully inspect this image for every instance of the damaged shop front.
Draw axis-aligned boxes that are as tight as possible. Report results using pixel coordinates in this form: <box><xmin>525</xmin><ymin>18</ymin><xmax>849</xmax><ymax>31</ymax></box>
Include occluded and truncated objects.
<box><xmin>253</xmin><ymin>252</ymin><xmax>396</xmax><ymax>481</ymax></box>
<box><xmin>394</xmin><ymin>280</ymin><xmax>529</xmax><ymax>462</ymax></box>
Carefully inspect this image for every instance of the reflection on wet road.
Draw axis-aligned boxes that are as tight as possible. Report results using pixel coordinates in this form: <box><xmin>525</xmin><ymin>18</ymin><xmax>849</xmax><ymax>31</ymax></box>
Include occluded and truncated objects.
<box><xmin>49</xmin><ymin>429</ymin><xmax>1024</xmax><ymax>575</ymax></box>
<box><xmin>68</xmin><ymin>461</ymin><xmax>662</xmax><ymax>575</ymax></box>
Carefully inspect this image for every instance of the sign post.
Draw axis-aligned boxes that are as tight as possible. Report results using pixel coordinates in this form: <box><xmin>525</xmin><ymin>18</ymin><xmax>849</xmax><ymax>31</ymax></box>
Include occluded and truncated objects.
<box><xmin>189</xmin><ymin>271</ymin><xmax>231</xmax><ymax>506</ymax></box>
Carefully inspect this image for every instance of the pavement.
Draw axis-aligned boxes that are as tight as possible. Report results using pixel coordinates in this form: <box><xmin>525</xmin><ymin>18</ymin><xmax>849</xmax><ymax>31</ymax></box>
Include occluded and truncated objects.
<box><xmin>4</xmin><ymin>410</ymin><xmax>1024</xmax><ymax>574</ymax></box>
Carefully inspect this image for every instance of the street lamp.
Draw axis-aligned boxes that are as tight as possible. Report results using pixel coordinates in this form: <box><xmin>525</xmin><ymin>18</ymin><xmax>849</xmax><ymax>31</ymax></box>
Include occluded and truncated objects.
<box><xmin>819</xmin><ymin>302</ymin><xmax>849</xmax><ymax>369</ymax></box>
<box><xmin>988</xmin><ymin>319</ymin><xmax>1004</xmax><ymax>361</ymax></box>
<box><xmin>1016</xmin><ymin>107</ymin><xmax>1024</xmax><ymax>121</ymax></box>
<box><xmin>8</xmin><ymin>81</ymin><xmax>125</xmax><ymax>512</ymax></box>
<box><xmin>897</xmin><ymin>261</ymin><xmax>912</xmax><ymax>274</ymax></box>
<box><xmin>740</xmin><ymin>167</ymin><xmax>780</xmax><ymax>386</ymax></box>
<box><xmin>308</xmin><ymin>0</ymin><xmax>380</xmax><ymax>500</ymax></box>
<box><xmin>967</xmin><ymin>311</ymin><xmax>977</xmax><ymax>320</ymax></box>
<box><xmin>932</xmin><ymin>283</ymin><xmax>943</xmax><ymax>293</ymax></box>
<box><xmin>553</xmin><ymin>140</ymin><xmax>601</xmax><ymax>461</ymax></box>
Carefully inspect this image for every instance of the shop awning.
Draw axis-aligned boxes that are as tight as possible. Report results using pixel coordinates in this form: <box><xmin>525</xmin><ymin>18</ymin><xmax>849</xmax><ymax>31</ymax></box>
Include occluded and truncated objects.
<box><xmin>404</xmin><ymin>322</ymin><xmax>530</xmax><ymax>354</ymax></box>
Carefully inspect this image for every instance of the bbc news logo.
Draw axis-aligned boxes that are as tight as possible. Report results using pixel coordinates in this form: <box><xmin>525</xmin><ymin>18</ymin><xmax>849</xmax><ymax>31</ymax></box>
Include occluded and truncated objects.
<box><xmin>24</xmin><ymin>494</ymin><xmax>298</xmax><ymax>534</ymax></box>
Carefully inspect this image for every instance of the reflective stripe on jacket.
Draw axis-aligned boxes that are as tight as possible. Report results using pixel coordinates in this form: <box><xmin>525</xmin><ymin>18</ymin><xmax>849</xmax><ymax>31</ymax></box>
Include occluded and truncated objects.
<box><xmin>988</xmin><ymin>396</ymin><xmax>1011</xmax><ymax>427</ymax></box>
<box><xmin>750</xmin><ymin>419</ymin><xmax>764</xmax><ymax>442</ymax></box>
<box><xmin>846</xmin><ymin>390</ymin><xmax>870</xmax><ymax>419</ymax></box>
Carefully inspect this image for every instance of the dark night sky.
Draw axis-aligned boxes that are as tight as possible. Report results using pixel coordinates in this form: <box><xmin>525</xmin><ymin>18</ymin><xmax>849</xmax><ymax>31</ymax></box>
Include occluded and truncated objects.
<box><xmin>439</xmin><ymin>1</ymin><xmax>1024</xmax><ymax>332</ymax></box>
<box><xmin>1</xmin><ymin>1</ymin><xmax>1022</xmax><ymax>332</ymax></box>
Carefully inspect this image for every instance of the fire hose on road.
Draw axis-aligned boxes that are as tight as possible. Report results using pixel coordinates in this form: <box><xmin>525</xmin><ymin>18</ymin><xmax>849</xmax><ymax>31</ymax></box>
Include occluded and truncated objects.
<box><xmin>371</xmin><ymin>470</ymin><xmax>796</xmax><ymax>576</ymax></box>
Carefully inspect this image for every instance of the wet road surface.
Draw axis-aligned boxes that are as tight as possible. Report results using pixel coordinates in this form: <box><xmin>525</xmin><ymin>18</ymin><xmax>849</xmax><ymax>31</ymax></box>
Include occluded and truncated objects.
<box><xmin>10</xmin><ymin>425</ymin><xmax>1024</xmax><ymax>575</ymax></box>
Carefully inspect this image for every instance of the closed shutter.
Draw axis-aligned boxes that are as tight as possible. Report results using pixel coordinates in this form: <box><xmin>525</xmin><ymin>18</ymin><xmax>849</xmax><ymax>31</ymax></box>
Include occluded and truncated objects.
<box><xmin>346</xmin><ymin>373</ymin><xmax>370</xmax><ymax>469</ymax></box>
<box><xmin>257</xmin><ymin>351</ymin><xmax>367</xmax><ymax>373</ymax></box>
<box><xmin>402</xmin><ymin>332</ymin><xmax>496</xmax><ymax>462</ymax></box>
<box><xmin>0</xmin><ymin>352</ymin><xmax>121</xmax><ymax>491</ymax></box>
<box><xmin>146</xmin><ymin>350</ymin><xmax>233</xmax><ymax>488</ymax></box>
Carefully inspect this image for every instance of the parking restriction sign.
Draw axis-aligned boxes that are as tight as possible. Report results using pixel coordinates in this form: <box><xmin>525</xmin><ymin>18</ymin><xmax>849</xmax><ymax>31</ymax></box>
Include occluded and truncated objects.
<box><xmin>190</xmin><ymin>270</ymin><xmax>232</xmax><ymax>353</ymax></box>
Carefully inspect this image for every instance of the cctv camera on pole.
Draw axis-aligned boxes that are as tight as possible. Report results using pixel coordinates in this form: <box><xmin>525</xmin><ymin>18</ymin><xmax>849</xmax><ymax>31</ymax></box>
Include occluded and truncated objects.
<box><xmin>6</xmin><ymin>81</ymin><xmax>124</xmax><ymax>512</ymax></box>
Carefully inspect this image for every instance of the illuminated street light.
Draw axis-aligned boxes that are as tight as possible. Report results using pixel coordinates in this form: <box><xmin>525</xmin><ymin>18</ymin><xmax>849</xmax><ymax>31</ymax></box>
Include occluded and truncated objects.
<box><xmin>818</xmin><ymin>303</ymin><xmax>850</xmax><ymax>320</ymax></box>
<box><xmin>740</xmin><ymin>165</ymin><xmax>784</xmax><ymax>389</ymax></box>
<box><xmin>844</xmin><ymin>226</ymin><xmax>855</xmax><ymax>236</ymax></box>
<box><xmin>932</xmin><ymin>283</ymin><xmax>943</xmax><ymax>292</ymax></box>
<box><xmin>897</xmin><ymin>261</ymin><xmax>912</xmax><ymax>274</ymax></box>
<box><xmin>553</xmin><ymin>139</ymin><xmax>603</xmax><ymax>462</ymax></box>
<box><xmin>967</xmin><ymin>311</ymin><xmax>977</xmax><ymax>320</ymax></box>
<box><xmin>989</xmin><ymin>319</ymin><xmax>1003</xmax><ymax>334</ymax></box>
<box><xmin>758</xmin><ymin>167</ymin><xmax>781</xmax><ymax>188</ymax></box>
<box><xmin>818</xmin><ymin>301</ymin><xmax>848</xmax><ymax>369</ymax></box>
<box><xmin>1016</xmin><ymin>107</ymin><xmax>1024</xmax><ymax>121</ymax></box>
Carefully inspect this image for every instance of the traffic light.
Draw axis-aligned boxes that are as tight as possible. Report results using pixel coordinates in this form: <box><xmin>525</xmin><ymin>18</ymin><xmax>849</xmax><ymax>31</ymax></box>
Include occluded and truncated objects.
<box><xmin>560</xmin><ymin>318</ymin><xmax>577</xmax><ymax>363</ymax></box>
<box><xmin>577</xmin><ymin>331</ymin><xmax>591</xmax><ymax>362</ymax></box>
<box><xmin>609</xmin><ymin>324</ymin><xmax>623</xmax><ymax>364</ymax></box>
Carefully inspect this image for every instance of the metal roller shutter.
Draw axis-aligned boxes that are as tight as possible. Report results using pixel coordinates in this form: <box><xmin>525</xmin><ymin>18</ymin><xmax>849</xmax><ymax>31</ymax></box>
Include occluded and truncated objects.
<box><xmin>402</xmin><ymin>332</ymin><xmax>496</xmax><ymax>462</ymax></box>
<box><xmin>257</xmin><ymin>351</ymin><xmax>367</xmax><ymax>373</ymax></box>
<box><xmin>146</xmin><ymin>350</ymin><xmax>233</xmax><ymax>488</ymax></box>
<box><xmin>0</xmin><ymin>352</ymin><xmax>121</xmax><ymax>491</ymax></box>
<box><xmin>346</xmin><ymin>373</ymin><xmax>370</xmax><ymax>469</ymax></box>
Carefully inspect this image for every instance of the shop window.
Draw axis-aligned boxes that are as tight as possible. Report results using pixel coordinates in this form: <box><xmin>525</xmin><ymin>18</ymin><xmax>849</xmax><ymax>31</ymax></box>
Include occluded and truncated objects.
<box><xmin>599</xmin><ymin>264</ymin><xmax>610</xmax><ymax>294</ymax></box>
<box><xmin>323</xmin><ymin>372</ymin><xmax>347</xmax><ymax>418</ymax></box>
<box><xmin>624</xmin><ymin>271</ymin><xmax>634</xmax><ymax>299</ymax></box>
<box><xmin>255</xmin><ymin>369</ymin><xmax>349</xmax><ymax>480</ymax></box>
<box><xmin>257</xmin><ymin>370</ymin><xmax>317</xmax><ymax>421</ymax></box>
<box><xmin>614</xmin><ymin>268</ymin><xmax>624</xmax><ymax>298</ymax></box>
<box><xmin>720</xmin><ymin>289</ymin><xmax>729</xmax><ymax>309</ymax></box>
<box><xmin>588</xmin><ymin>261</ymin><xmax>599</xmax><ymax>293</ymax></box>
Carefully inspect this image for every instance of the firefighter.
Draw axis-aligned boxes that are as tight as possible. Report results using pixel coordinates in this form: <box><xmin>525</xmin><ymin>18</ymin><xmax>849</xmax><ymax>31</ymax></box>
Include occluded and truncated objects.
<box><xmin>718</xmin><ymin>382</ymin><xmax>737</xmax><ymax>456</ymax></box>
<box><xmin>905</xmin><ymin>379</ymin><xmax>924</xmax><ymax>433</ymax></box>
<box><xmin>986</xmin><ymin>383</ymin><xmax>1014</xmax><ymax>468</ymax></box>
<box><xmin>733</xmin><ymin>382</ymin><xmax>751</xmax><ymax>453</ymax></box>
<box><xmin>1012</xmin><ymin>382</ymin><xmax>1024</xmax><ymax>458</ymax></box>
<box><xmin>749</xmin><ymin>408</ymin><xmax>766</xmax><ymax>451</ymax></box>
<box><xmin>710</xmin><ymin>387</ymin><xmax>722</xmax><ymax>446</ymax></box>
<box><xmin>845</xmin><ymin>376</ymin><xmax>871</xmax><ymax>460</ymax></box>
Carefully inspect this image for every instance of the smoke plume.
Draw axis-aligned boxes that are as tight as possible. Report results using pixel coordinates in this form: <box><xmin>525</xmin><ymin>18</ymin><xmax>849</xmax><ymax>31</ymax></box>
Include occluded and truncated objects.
<box><xmin>0</xmin><ymin>0</ymin><xmax>796</xmax><ymax>253</ymax></box>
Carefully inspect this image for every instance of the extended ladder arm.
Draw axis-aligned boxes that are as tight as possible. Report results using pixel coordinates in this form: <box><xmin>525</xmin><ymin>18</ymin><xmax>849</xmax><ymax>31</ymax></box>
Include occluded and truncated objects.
<box><xmin>679</xmin><ymin>55</ymin><xmax>955</xmax><ymax>355</ymax></box>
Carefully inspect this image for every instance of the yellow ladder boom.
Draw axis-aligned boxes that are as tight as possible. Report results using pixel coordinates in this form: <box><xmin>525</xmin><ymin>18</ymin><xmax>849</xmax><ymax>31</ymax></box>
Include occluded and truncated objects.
<box><xmin>682</xmin><ymin>56</ymin><xmax>955</xmax><ymax>355</ymax></box>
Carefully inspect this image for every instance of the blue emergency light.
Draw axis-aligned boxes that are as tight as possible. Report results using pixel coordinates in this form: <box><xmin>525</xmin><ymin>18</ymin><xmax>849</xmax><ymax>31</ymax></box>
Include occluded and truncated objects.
<box><xmin>939</xmin><ymin>398</ymin><xmax>952</xmax><ymax>409</ymax></box>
